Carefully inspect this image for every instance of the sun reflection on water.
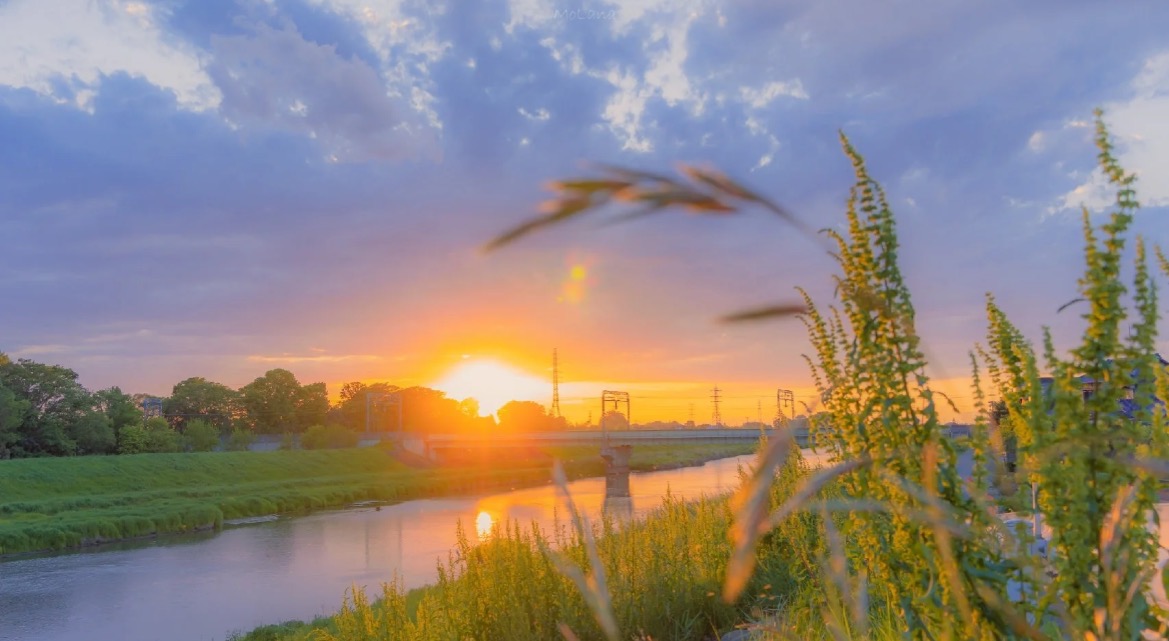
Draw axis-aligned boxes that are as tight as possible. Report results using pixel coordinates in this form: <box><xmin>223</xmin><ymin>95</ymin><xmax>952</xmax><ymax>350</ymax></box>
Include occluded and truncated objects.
<box><xmin>475</xmin><ymin>510</ymin><xmax>494</xmax><ymax>539</ymax></box>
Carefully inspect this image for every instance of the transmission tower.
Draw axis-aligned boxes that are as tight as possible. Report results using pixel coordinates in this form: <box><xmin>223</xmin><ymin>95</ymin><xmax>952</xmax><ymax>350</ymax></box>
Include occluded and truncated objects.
<box><xmin>757</xmin><ymin>399</ymin><xmax>762</xmax><ymax>425</ymax></box>
<box><xmin>600</xmin><ymin>390</ymin><xmax>630</xmax><ymax>444</ymax></box>
<box><xmin>776</xmin><ymin>389</ymin><xmax>795</xmax><ymax>425</ymax></box>
<box><xmin>711</xmin><ymin>386</ymin><xmax>723</xmax><ymax>427</ymax></box>
<box><xmin>551</xmin><ymin>348</ymin><xmax>561</xmax><ymax>418</ymax></box>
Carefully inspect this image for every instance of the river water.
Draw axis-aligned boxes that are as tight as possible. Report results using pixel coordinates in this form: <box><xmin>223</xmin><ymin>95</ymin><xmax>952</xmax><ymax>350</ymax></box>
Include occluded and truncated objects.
<box><xmin>0</xmin><ymin>455</ymin><xmax>754</xmax><ymax>641</ymax></box>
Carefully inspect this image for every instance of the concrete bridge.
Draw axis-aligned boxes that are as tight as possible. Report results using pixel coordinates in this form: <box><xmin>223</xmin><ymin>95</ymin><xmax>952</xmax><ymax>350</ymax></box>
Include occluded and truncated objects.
<box><xmin>392</xmin><ymin>428</ymin><xmax>786</xmax><ymax>463</ymax></box>
<box><xmin>389</xmin><ymin>428</ymin><xmax>786</xmax><ymax>498</ymax></box>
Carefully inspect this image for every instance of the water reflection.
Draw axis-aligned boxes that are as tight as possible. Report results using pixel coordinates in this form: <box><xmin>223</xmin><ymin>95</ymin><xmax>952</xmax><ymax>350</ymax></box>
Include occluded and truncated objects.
<box><xmin>475</xmin><ymin>510</ymin><xmax>495</xmax><ymax>539</ymax></box>
<box><xmin>0</xmin><ymin>454</ymin><xmax>755</xmax><ymax>641</ymax></box>
<box><xmin>605</xmin><ymin>469</ymin><xmax>631</xmax><ymax>498</ymax></box>
<box><xmin>602</xmin><ymin>495</ymin><xmax>634</xmax><ymax>522</ymax></box>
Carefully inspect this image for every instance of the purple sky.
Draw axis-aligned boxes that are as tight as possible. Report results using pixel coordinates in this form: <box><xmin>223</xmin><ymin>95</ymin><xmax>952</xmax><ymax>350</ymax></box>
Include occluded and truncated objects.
<box><xmin>2</xmin><ymin>0</ymin><xmax>1168</xmax><ymax>422</ymax></box>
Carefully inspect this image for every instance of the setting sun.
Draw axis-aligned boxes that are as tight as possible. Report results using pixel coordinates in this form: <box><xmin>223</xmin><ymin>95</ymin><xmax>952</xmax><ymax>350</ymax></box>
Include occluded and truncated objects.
<box><xmin>431</xmin><ymin>359</ymin><xmax>550</xmax><ymax>416</ymax></box>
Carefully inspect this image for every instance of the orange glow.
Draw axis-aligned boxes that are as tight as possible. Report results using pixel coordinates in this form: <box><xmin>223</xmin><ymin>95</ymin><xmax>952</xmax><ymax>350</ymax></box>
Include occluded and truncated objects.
<box><xmin>431</xmin><ymin>359</ymin><xmax>550</xmax><ymax>416</ymax></box>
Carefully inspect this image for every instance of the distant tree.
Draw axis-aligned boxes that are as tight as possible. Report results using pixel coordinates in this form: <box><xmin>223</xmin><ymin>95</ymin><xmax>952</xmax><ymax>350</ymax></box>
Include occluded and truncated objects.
<box><xmin>93</xmin><ymin>387</ymin><xmax>143</xmax><ymax>443</ymax></box>
<box><xmin>0</xmin><ymin>358</ymin><xmax>93</xmax><ymax>456</ymax></box>
<box><xmin>638</xmin><ymin>420</ymin><xmax>685</xmax><ymax>431</ymax></box>
<box><xmin>599</xmin><ymin>410</ymin><xmax>630</xmax><ymax>431</ymax></box>
<box><xmin>0</xmin><ymin>383</ymin><xmax>29</xmax><ymax>459</ymax></box>
<box><xmin>297</xmin><ymin>382</ymin><xmax>329</xmax><ymax>428</ymax></box>
<box><xmin>143</xmin><ymin>416</ymin><xmax>181</xmax><ymax>453</ymax></box>
<box><xmin>69</xmin><ymin>410</ymin><xmax>116</xmax><ymax>454</ymax></box>
<box><xmin>165</xmin><ymin>377</ymin><xmax>241</xmax><ymax>432</ymax></box>
<box><xmin>183</xmin><ymin>419</ymin><xmax>220</xmax><ymax>452</ymax></box>
<box><xmin>397</xmin><ymin>386</ymin><xmax>471</xmax><ymax>433</ymax></box>
<box><xmin>335</xmin><ymin>381</ymin><xmax>402</xmax><ymax>431</ymax></box>
<box><xmin>459</xmin><ymin>398</ymin><xmax>481</xmax><ymax>418</ymax></box>
<box><xmin>117</xmin><ymin>425</ymin><xmax>149</xmax><ymax>454</ymax></box>
<box><xmin>241</xmin><ymin>369</ymin><xmax>312</xmax><ymax>433</ymax></box>
<box><xmin>497</xmin><ymin>400</ymin><xmax>554</xmax><ymax>432</ymax></box>
<box><xmin>227</xmin><ymin>428</ymin><xmax>255</xmax><ymax>451</ymax></box>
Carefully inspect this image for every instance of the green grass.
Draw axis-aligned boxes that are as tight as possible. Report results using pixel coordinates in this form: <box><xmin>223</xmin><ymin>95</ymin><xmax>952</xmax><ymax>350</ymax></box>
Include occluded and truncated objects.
<box><xmin>230</xmin><ymin>494</ymin><xmax>765</xmax><ymax>641</ymax></box>
<box><xmin>0</xmin><ymin>443</ymin><xmax>754</xmax><ymax>556</ymax></box>
<box><xmin>228</xmin><ymin>448</ymin><xmax>813</xmax><ymax>641</ymax></box>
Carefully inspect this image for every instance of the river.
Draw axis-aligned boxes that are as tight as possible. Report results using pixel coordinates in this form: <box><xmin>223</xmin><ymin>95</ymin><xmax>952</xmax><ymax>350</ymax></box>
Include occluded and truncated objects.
<box><xmin>0</xmin><ymin>455</ymin><xmax>755</xmax><ymax>641</ymax></box>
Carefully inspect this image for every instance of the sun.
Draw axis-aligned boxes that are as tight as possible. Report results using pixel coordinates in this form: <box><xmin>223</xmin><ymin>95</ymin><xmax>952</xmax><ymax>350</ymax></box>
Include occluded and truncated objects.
<box><xmin>431</xmin><ymin>359</ymin><xmax>550</xmax><ymax>417</ymax></box>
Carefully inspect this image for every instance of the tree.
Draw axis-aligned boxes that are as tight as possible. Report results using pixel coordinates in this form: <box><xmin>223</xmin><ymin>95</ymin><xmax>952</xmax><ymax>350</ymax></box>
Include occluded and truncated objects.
<box><xmin>497</xmin><ymin>400</ymin><xmax>553</xmax><ymax>432</ymax></box>
<box><xmin>335</xmin><ymin>381</ymin><xmax>402</xmax><ymax>431</ymax></box>
<box><xmin>0</xmin><ymin>358</ymin><xmax>93</xmax><ymax>456</ymax></box>
<box><xmin>0</xmin><ymin>383</ymin><xmax>29</xmax><ymax>459</ymax></box>
<box><xmin>240</xmin><ymin>369</ymin><xmax>330</xmax><ymax>433</ymax></box>
<box><xmin>599</xmin><ymin>410</ymin><xmax>629</xmax><ymax>431</ymax></box>
<box><xmin>69</xmin><ymin>410</ymin><xmax>115</xmax><ymax>454</ymax></box>
<box><xmin>240</xmin><ymin>369</ymin><xmax>303</xmax><ymax>433</ymax></box>
<box><xmin>397</xmin><ymin>386</ymin><xmax>470</xmax><ymax>433</ymax></box>
<box><xmin>142</xmin><ymin>416</ymin><xmax>181</xmax><ymax>453</ymax></box>
<box><xmin>183</xmin><ymin>419</ymin><xmax>220</xmax><ymax>452</ymax></box>
<box><xmin>165</xmin><ymin>377</ymin><xmax>241</xmax><ymax>432</ymax></box>
<box><xmin>297</xmin><ymin>382</ymin><xmax>329</xmax><ymax>429</ymax></box>
<box><xmin>93</xmin><ymin>387</ymin><xmax>143</xmax><ymax>442</ymax></box>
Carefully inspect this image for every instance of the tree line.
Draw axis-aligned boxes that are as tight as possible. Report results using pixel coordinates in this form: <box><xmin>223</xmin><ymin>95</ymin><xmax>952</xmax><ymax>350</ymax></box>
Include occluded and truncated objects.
<box><xmin>0</xmin><ymin>352</ymin><xmax>575</xmax><ymax>459</ymax></box>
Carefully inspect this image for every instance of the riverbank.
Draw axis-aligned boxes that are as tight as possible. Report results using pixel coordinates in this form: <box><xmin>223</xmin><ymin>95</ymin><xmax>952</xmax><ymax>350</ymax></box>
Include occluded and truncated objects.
<box><xmin>230</xmin><ymin>453</ymin><xmax>803</xmax><ymax>641</ymax></box>
<box><xmin>0</xmin><ymin>442</ymin><xmax>755</xmax><ymax>557</ymax></box>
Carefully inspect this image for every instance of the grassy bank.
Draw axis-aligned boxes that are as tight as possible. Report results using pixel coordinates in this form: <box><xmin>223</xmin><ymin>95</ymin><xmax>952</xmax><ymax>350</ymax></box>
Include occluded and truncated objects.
<box><xmin>232</xmin><ymin>449</ymin><xmax>814</xmax><ymax>641</ymax></box>
<box><xmin>0</xmin><ymin>442</ymin><xmax>754</xmax><ymax>556</ymax></box>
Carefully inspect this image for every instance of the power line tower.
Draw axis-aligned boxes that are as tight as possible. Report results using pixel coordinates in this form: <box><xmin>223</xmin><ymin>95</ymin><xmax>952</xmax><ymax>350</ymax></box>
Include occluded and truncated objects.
<box><xmin>551</xmin><ymin>348</ymin><xmax>561</xmax><ymax>418</ymax></box>
<box><xmin>600</xmin><ymin>390</ymin><xmax>630</xmax><ymax>444</ymax></box>
<box><xmin>757</xmin><ymin>399</ymin><xmax>762</xmax><ymax>425</ymax></box>
<box><xmin>711</xmin><ymin>386</ymin><xmax>723</xmax><ymax>427</ymax></box>
<box><xmin>366</xmin><ymin>390</ymin><xmax>403</xmax><ymax>433</ymax></box>
<box><xmin>776</xmin><ymin>389</ymin><xmax>795</xmax><ymax>425</ymax></box>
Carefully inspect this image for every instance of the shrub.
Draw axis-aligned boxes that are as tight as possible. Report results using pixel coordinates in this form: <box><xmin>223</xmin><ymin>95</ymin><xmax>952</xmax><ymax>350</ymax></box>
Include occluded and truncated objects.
<box><xmin>227</xmin><ymin>428</ymin><xmax>255</xmax><ymax>451</ymax></box>
<box><xmin>279</xmin><ymin>432</ymin><xmax>297</xmax><ymax>450</ymax></box>
<box><xmin>301</xmin><ymin>425</ymin><xmax>359</xmax><ymax>450</ymax></box>
<box><xmin>184</xmin><ymin>419</ymin><xmax>220</xmax><ymax>452</ymax></box>
<box><xmin>117</xmin><ymin>424</ymin><xmax>148</xmax><ymax>454</ymax></box>
<box><xmin>143</xmin><ymin>424</ymin><xmax>181</xmax><ymax>453</ymax></box>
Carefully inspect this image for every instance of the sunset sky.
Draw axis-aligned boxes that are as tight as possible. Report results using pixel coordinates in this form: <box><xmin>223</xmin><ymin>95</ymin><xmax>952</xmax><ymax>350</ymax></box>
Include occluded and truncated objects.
<box><xmin>2</xmin><ymin>0</ymin><xmax>1168</xmax><ymax>424</ymax></box>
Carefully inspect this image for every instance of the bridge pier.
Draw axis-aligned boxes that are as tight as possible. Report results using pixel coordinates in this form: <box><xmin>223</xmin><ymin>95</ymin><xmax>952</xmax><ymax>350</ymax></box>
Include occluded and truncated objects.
<box><xmin>600</xmin><ymin>444</ymin><xmax>632</xmax><ymax>498</ymax></box>
<box><xmin>400</xmin><ymin>435</ymin><xmax>437</xmax><ymax>462</ymax></box>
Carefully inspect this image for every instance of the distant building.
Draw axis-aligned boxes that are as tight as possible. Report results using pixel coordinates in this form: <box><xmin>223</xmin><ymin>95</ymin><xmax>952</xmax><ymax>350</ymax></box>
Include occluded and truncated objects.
<box><xmin>1038</xmin><ymin>353</ymin><xmax>1168</xmax><ymax>419</ymax></box>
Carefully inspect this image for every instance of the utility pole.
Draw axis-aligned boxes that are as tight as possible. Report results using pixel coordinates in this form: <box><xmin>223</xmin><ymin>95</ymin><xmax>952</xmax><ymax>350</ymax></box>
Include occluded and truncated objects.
<box><xmin>711</xmin><ymin>386</ymin><xmax>723</xmax><ymax>427</ymax></box>
<box><xmin>551</xmin><ymin>348</ymin><xmax>561</xmax><ymax>418</ymax></box>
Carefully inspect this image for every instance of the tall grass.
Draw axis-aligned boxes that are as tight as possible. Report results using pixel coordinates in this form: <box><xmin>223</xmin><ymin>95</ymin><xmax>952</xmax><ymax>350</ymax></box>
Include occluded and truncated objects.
<box><xmin>233</xmin><ymin>449</ymin><xmax>816</xmax><ymax>641</ymax></box>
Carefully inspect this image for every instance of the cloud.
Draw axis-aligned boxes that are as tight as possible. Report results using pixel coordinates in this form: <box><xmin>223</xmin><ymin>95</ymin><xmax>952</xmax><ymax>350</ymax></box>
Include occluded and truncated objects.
<box><xmin>0</xmin><ymin>0</ymin><xmax>215</xmax><ymax>109</ymax></box>
<box><xmin>3</xmin><ymin>0</ymin><xmax>1169</xmax><ymax>417</ymax></box>
<box><xmin>247</xmin><ymin>353</ymin><xmax>383</xmax><ymax>364</ymax></box>
<box><xmin>1049</xmin><ymin>50</ymin><xmax>1169</xmax><ymax>215</ymax></box>
<box><xmin>208</xmin><ymin>21</ymin><xmax>440</xmax><ymax>162</ymax></box>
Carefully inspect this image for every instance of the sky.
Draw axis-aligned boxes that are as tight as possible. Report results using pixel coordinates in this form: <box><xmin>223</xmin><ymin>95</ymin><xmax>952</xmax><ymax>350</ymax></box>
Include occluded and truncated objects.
<box><xmin>2</xmin><ymin>0</ymin><xmax>1168</xmax><ymax>424</ymax></box>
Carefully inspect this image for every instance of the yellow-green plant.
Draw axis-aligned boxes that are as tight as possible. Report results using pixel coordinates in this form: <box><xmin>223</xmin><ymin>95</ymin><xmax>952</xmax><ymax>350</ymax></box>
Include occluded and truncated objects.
<box><xmin>484</xmin><ymin>109</ymin><xmax>1169</xmax><ymax>640</ymax></box>
<box><xmin>976</xmin><ymin>110</ymin><xmax>1168</xmax><ymax>640</ymax></box>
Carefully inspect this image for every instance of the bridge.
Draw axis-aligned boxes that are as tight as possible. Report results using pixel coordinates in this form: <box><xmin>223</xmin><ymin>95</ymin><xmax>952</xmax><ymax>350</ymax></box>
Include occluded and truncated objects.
<box><xmin>392</xmin><ymin>427</ymin><xmax>791</xmax><ymax>469</ymax></box>
<box><xmin>389</xmin><ymin>428</ymin><xmax>787</xmax><ymax>497</ymax></box>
